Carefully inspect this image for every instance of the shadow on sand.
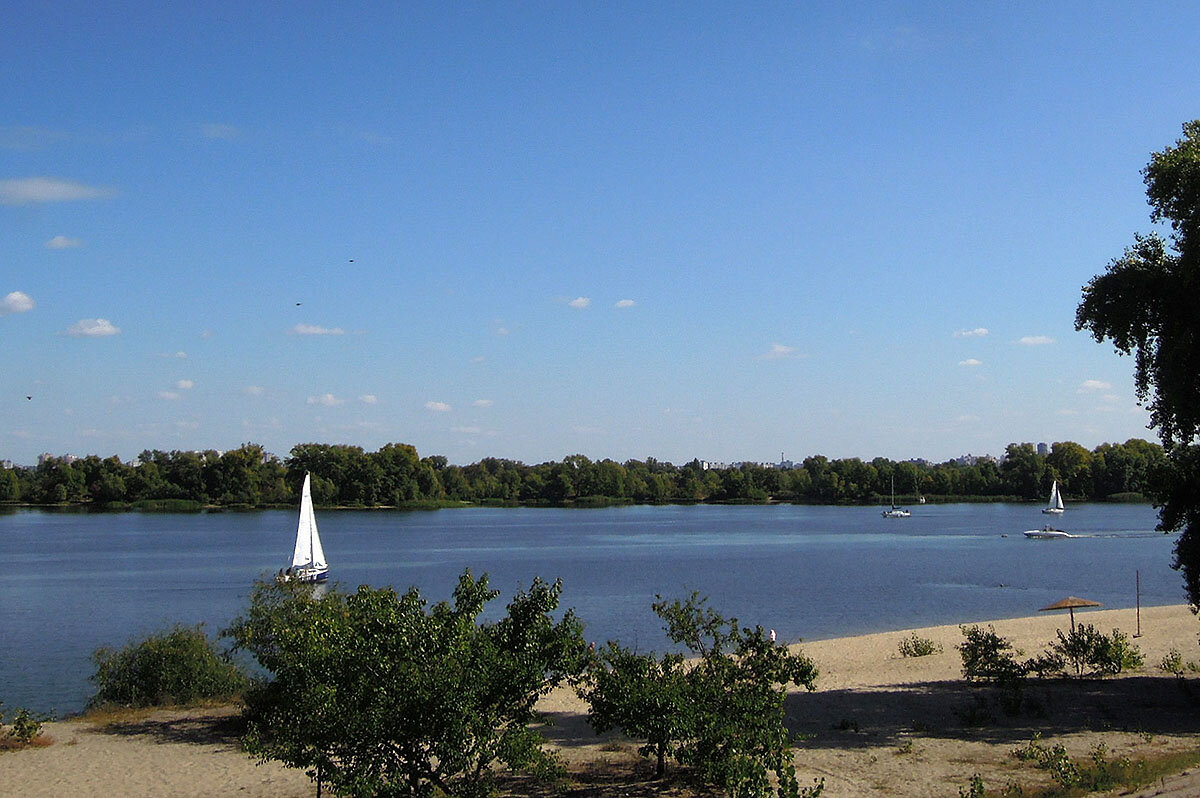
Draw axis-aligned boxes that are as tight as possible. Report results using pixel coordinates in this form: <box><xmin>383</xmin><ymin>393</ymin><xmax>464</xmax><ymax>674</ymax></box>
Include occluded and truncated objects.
<box><xmin>787</xmin><ymin>674</ymin><xmax>1200</xmax><ymax>751</ymax></box>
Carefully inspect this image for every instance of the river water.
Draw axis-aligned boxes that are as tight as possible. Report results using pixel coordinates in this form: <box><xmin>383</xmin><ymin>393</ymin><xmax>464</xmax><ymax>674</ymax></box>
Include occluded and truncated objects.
<box><xmin>0</xmin><ymin>502</ymin><xmax>1177</xmax><ymax>716</ymax></box>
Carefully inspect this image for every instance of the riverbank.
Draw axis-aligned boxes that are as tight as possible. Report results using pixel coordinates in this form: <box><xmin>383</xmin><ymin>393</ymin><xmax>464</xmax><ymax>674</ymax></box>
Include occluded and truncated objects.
<box><xmin>4</xmin><ymin>604</ymin><xmax>1199</xmax><ymax>797</ymax></box>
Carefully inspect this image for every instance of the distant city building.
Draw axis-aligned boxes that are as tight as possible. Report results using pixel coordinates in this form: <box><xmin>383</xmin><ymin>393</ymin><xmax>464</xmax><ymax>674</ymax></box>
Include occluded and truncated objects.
<box><xmin>950</xmin><ymin>453</ymin><xmax>997</xmax><ymax>467</ymax></box>
<box><xmin>37</xmin><ymin>452</ymin><xmax>78</xmax><ymax>465</ymax></box>
<box><xmin>1037</xmin><ymin>442</ymin><xmax>1049</xmax><ymax>456</ymax></box>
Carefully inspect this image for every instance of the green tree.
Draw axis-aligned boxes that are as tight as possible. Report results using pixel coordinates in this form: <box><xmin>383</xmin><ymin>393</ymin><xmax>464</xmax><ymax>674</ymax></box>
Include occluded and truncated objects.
<box><xmin>227</xmin><ymin>570</ymin><xmax>588</xmax><ymax>798</ymax></box>
<box><xmin>581</xmin><ymin>645</ymin><xmax>690</xmax><ymax>777</ymax></box>
<box><xmin>1076</xmin><ymin>121</ymin><xmax>1200</xmax><ymax>603</ymax></box>
<box><xmin>585</xmin><ymin>592</ymin><xmax>818</xmax><ymax>797</ymax></box>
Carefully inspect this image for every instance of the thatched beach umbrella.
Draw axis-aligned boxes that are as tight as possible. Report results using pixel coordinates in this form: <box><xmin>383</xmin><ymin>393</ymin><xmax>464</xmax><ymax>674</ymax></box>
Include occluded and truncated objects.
<box><xmin>1039</xmin><ymin>596</ymin><xmax>1102</xmax><ymax>632</ymax></box>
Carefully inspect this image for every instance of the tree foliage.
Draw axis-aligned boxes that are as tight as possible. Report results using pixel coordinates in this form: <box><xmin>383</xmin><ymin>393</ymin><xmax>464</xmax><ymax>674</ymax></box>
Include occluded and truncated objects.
<box><xmin>89</xmin><ymin>624</ymin><xmax>250</xmax><ymax>709</ymax></box>
<box><xmin>1076</xmin><ymin>120</ymin><xmax>1200</xmax><ymax>605</ymax></box>
<box><xmin>226</xmin><ymin>570</ymin><xmax>588</xmax><ymax>798</ymax></box>
<box><xmin>1</xmin><ymin>438</ymin><xmax>1167</xmax><ymax>510</ymax></box>
<box><xmin>582</xmin><ymin>592</ymin><xmax>818</xmax><ymax>797</ymax></box>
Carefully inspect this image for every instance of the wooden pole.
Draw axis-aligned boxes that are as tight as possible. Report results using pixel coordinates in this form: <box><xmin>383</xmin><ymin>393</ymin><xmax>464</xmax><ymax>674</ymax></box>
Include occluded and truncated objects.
<box><xmin>1136</xmin><ymin>570</ymin><xmax>1142</xmax><ymax>637</ymax></box>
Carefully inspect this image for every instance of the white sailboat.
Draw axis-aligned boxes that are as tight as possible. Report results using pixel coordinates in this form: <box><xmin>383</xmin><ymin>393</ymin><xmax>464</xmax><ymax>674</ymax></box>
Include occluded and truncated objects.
<box><xmin>882</xmin><ymin>476</ymin><xmax>911</xmax><ymax>518</ymax></box>
<box><xmin>282</xmin><ymin>473</ymin><xmax>329</xmax><ymax>583</ymax></box>
<box><xmin>1042</xmin><ymin>480</ymin><xmax>1066</xmax><ymax>515</ymax></box>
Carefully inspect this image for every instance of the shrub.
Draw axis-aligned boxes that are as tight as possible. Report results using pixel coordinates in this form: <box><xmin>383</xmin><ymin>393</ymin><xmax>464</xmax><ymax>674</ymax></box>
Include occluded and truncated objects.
<box><xmin>898</xmin><ymin>633</ymin><xmax>942</xmax><ymax>658</ymax></box>
<box><xmin>0</xmin><ymin>703</ymin><xmax>49</xmax><ymax>750</ymax></box>
<box><xmin>958</xmin><ymin>625</ymin><xmax>1027</xmax><ymax>682</ymax></box>
<box><xmin>89</xmin><ymin>624</ymin><xmax>250</xmax><ymax>708</ymax></box>
<box><xmin>1160</xmin><ymin>648</ymin><xmax>1185</xmax><ymax>674</ymax></box>
<box><xmin>1051</xmin><ymin>625</ymin><xmax>1143</xmax><ymax>676</ymax></box>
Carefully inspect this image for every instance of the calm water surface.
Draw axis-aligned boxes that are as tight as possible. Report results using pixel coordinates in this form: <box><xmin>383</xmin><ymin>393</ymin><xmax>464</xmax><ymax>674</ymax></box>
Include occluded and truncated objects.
<box><xmin>0</xmin><ymin>502</ymin><xmax>1176</xmax><ymax>715</ymax></box>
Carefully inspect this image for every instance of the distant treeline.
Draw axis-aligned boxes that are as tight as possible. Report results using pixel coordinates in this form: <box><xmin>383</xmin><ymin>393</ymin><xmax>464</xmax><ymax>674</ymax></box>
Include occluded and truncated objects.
<box><xmin>0</xmin><ymin>439</ymin><xmax>1165</xmax><ymax>509</ymax></box>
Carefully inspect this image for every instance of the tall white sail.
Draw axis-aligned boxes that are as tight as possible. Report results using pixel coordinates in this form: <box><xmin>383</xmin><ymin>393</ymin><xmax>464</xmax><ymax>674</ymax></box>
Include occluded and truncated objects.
<box><xmin>291</xmin><ymin>473</ymin><xmax>326</xmax><ymax>569</ymax></box>
<box><xmin>1042</xmin><ymin>479</ymin><xmax>1065</xmax><ymax>514</ymax></box>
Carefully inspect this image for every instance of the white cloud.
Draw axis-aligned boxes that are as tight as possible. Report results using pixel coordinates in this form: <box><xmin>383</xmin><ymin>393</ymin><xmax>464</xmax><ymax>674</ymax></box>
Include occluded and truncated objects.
<box><xmin>66</xmin><ymin>318</ymin><xmax>120</xmax><ymax>337</ymax></box>
<box><xmin>245</xmin><ymin>385</ymin><xmax>265</xmax><ymax>396</ymax></box>
<box><xmin>1018</xmin><ymin>335</ymin><xmax>1055</xmax><ymax>345</ymax></box>
<box><xmin>176</xmin><ymin>379</ymin><xmax>195</xmax><ymax>390</ymax></box>
<box><xmin>425</xmin><ymin>401</ymin><xmax>452</xmax><ymax>412</ymax></box>
<box><xmin>758</xmin><ymin>343</ymin><xmax>802</xmax><ymax>360</ymax></box>
<box><xmin>1079</xmin><ymin>379</ymin><xmax>1113</xmax><ymax>392</ymax></box>
<box><xmin>953</xmin><ymin>327</ymin><xmax>989</xmax><ymax>338</ymax></box>
<box><xmin>452</xmin><ymin>425</ymin><xmax>482</xmax><ymax>434</ymax></box>
<box><xmin>45</xmin><ymin>235</ymin><xmax>83</xmax><ymax>249</ymax></box>
<box><xmin>0</xmin><ymin>291</ymin><xmax>35</xmax><ymax>315</ymax></box>
<box><xmin>956</xmin><ymin>414</ymin><xmax>980</xmax><ymax>423</ymax></box>
<box><xmin>157</xmin><ymin>391</ymin><xmax>181</xmax><ymax>401</ymax></box>
<box><xmin>958</xmin><ymin>358</ymin><xmax>983</xmax><ymax>367</ymax></box>
<box><xmin>292</xmin><ymin>323</ymin><xmax>345</xmax><ymax>336</ymax></box>
<box><xmin>472</xmin><ymin>399</ymin><xmax>494</xmax><ymax>408</ymax></box>
<box><xmin>160</xmin><ymin>350</ymin><xmax>188</xmax><ymax>359</ymax></box>
<box><xmin>471</xmin><ymin>355</ymin><xmax>486</xmax><ymax>363</ymax></box>
<box><xmin>202</xmin><ymin>123</ymin><xmax>240</xmax><ymax>140</ymax></box>
<box><xmin>496</xmin><ymin>326</ymin><xmax>510</xmax><ymax>336</ymax></box>
<box><xmin>359</xmin><ymin>394</ymin><xmax>378</xmax><ymax>404</ymax></box>
<box><xmin>0</xmin><ymin>177</ymin><xmax>116</xmax><ymax>205</ymax></box>
<box><xmin>307</xmin><ymin>393</ymin><xmax>344</xmax><ymax>406</ymax></box>
<box><xmin>568</xmin><ymin>297</ymin><xmax>591</xmax><ymax>309</ymax></box>
<box><xmin>615</xmin><ymin>299</ymin><xmax>636</xmax><ymax>308</ymax></box>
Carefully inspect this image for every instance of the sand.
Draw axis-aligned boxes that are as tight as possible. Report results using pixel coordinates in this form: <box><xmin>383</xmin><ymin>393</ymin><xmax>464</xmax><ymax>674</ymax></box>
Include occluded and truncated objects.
<box><xmin>3</xmin><ymin>604</ymin><xmax>1199</xmax><ymax>797</ymax></box>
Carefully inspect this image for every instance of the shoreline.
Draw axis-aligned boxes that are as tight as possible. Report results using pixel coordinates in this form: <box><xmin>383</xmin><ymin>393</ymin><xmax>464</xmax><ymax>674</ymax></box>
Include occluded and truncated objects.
<box><xmin>4</xmin><ymin>605</ymin><xmax>1199</xmax><ymax>796</ymax></box>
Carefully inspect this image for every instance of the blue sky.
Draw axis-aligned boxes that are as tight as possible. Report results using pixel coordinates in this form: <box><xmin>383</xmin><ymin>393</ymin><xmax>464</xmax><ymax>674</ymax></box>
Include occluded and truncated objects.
<box><xmin>3</xmin><ymin>2</ymin><xmax>1197</xmax><ymax>467</ymax></box>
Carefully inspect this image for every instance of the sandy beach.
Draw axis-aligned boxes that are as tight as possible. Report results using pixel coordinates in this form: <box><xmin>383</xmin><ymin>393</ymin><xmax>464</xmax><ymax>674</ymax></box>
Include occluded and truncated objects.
<box><xmin>4</xmin><ymin>604</ymin><xmax>1199</xmax><ymax>797</ymax></box>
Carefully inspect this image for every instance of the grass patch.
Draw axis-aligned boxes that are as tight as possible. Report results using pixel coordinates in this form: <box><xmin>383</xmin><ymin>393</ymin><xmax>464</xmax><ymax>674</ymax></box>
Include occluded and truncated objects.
<box><xmin>130</xmin><ymin>499</ymin><xmax>203</xmax><ymax>512</ymax></box>
<box><xmin>1004</xmin><ymin>736</ymin><xmax>1200</xmax><ymax>797</ymax></box>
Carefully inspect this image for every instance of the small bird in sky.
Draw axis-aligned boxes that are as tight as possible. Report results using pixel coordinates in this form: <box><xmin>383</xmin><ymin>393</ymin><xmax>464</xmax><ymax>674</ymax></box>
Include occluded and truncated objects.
<box><xmin>296</xmin><ymin>302</ymin><xmax>302</xmax><ymax>306</ymax></box>
<box><xmin>26</xmin><ymin>396</ymin><xmax>32</xmax><ymax>400</ymax></box>
<box><xmin>348</xmin><ymin>258</ymin><xmax>355</xmax><ymax>262</ymax></box>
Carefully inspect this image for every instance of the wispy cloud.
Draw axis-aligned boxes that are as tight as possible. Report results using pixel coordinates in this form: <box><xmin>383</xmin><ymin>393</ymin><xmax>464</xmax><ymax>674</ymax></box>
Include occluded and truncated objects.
<box><xmin>451</xmin><ymin>425</ymin><xmax>482</xmax><ymax>434</ymax></box>
<box><xmin>1018</xmin><ymin>335</ymin><xmax>1054</xmax><ymax>345</ymax></box>
<box><xmin>245</xmin><ymin>385</ymin><xmax>265</xmax><ymax>396</ymax></box>
<box><xmin>292</xmin><ymin>323</ymin><xmax>345</xmax><ymax>336</ymax></box>
<box><xmin>65</xmin><ymin>318</ymin><xmax>120</xmax><ymax>337</ymax></box>
<box><xmin>160</xmin><ymin>351</ymin><xmax>188</xmax><ymax>359</ymax></box>
<box><xmin>567</xmin><ymin>297</ymin><xmax>591</xmax><ymax>309</ymax></box>
<box><xmin>954</xmin><ymin>327</ymin><xmax>989</xmax><ymax>338</ymax></box>
<box><xmin>0</xmin><ymin>291</ymin><xmax>35</xmax><ymax>315</ymax></box>
<box><xmin>202</xmin><ymin>122</ymin><xmax>240</xmax><ymax>140</ymax></box>
<box><xmin>359</xmin><ymin>394</ymin><xmax>378</xmax><ymax>405</ymax></box>
<box><xmin>0</xmin><ymin>126</ymin><xmax>70</xmax><ymax>150</ymax></box>
<box><xmin>758</xmin><ymin>343</ymin><xmax>803</xmax><ymax>360</ymax></box>
<box><xmin>958</xmin><ymin>358</ymin><xmax>983</xmax><ymax>367</ymax></box>
<box><xmin>307</xmin><ymin>393</ymin><xmax>344</xmax><ymax>406</ymax></box>
<box><xmin>425</xmin><ymin>401</ymin><xmax>452</xmax><ymax>412</ymax></box>
<box><xmin>46</xmin><ymin>235</ymin><xmax>83</xmax><ymax>249</ymax></box>
<box><xmin>472</xmin><ymin>399</ymin><xmax>494</xmax><ymax>408</ymax></box>
<box><xmin>615</xmin><ymin>299</ymin><xmax>636</xmax><ymax>308</ymax></box>
<box><xmin>1078</xmin><ymin>379</ymin><xmax>1113</xmax><ymax>392</ymax></box>
<box><xmin>176</xmin><ymin>379</ymin><xmax>195</xmax><ymax>390</ymax></box>
<box><xmin>0</xmin><ymin>177</ymin><xmax>116</xmax><ymax>205</ymax></box>
<box><xmin>157</xmin><ymin>391</ymin><xmax>181</xmax><ymax>401</ymax></box>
